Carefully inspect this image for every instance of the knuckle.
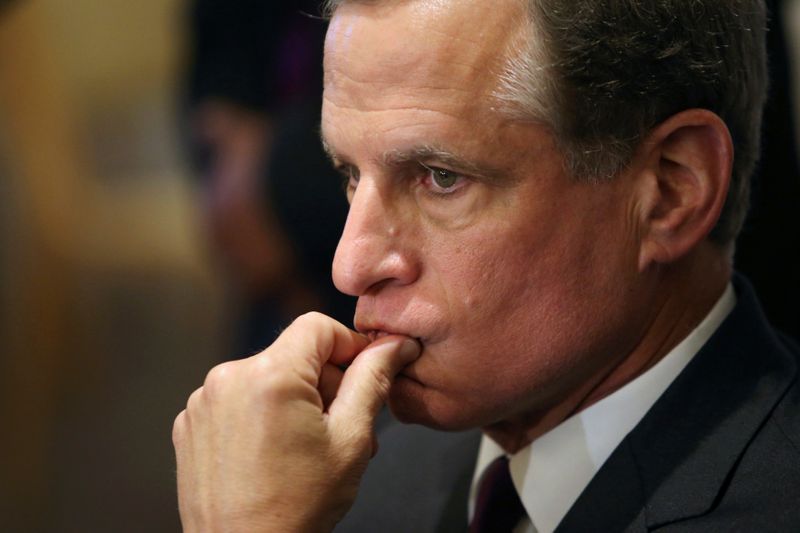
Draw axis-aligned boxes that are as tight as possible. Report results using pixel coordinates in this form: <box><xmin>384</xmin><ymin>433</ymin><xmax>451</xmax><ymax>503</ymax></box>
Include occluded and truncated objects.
<box><xmin>291</xmin><ymin>311</ymin><xmax>326</xmax><ymax>330</ymax></box>
<box><xmin>172</xmin><ymin>410</ymin><xmax>187</xmax><ymax>446</ymax></box>
<box><xmin>287</xmin><ymin>312</ymin><xmax>334</xmax><ymax>347</ymax></box>
<box><xmin>251</xmin><ymin>356</ymin><xmax>323</xmax><ymax>408</ymax></box>
<box><xmin>203</xmin><ymin>361</ymin><xmax>237</xmax><ymax>396</ymax></box>
<box><xmin>295</xmin><ymin>310</ymin><xmax>327</xmax><ymax>324</ymax></box>
<box><xmin>251</xmin><ymin>352</ymin><xmax>284</xmax><ymax>381</ymax></box>
<box><xmin>275</xmin><ymin>314</ymin><xmax>335</xmax><ymax>371</ymax></box>
<box><xmin>185</xmin><ymin>386</ymin><xmax>204</xmax><ymax>413</ymax></box>
<box><xmin>252</xmin><ymin>356</ymin><xmax>298</xmax><ymax>398</ymax></box>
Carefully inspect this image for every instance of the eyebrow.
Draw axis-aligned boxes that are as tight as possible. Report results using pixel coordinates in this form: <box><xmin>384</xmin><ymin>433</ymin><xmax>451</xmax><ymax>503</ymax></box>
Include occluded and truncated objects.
<box><xmin>320</xmin><ymin>134</ymin><xmax>337</xmax><ymax>165</ymax></box>
<box><xmin>382</xmin><ymin>145</ymin><xmax>501</xmax><ymax>179</ymax></box>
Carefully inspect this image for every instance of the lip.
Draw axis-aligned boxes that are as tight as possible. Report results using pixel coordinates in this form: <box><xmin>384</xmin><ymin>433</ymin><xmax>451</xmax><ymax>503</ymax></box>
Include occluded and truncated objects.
<box><xmin>355</xmin><ymin>318</ymin><xmax>408</xmax><ymax>340</ymax></box>
<box><xmin>364</xmin><ymin>330</ymin><xmax>392</xmax><ymax>343</ymax></box>
<box><xmin>355</xmin><ymin>313</ymin><xmax>437</xmax><ymax>345</ymax></box>
<box><xmin>356</xmin><ymin>326</ymin><xmax>428</xmax><ymax>385</ymax></box>
<box><xmin>354</xmin><ymin>296</ymin><xmax>442</xmax><ymax>344</ymax></box>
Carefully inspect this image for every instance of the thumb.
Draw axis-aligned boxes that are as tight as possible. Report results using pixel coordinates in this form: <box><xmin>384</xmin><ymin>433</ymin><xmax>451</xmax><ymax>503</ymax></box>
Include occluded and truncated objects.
<box><xmin>328</xmin><ymin>336</ymin><xmax>420</xmax><ymax>433</ymax></box>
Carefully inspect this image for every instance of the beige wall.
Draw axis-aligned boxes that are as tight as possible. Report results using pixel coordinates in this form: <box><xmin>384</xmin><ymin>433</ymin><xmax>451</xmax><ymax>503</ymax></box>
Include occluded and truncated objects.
<box><xmin>0</xmin><ymin>1</ymin><xmax>226</xmax><ymax>530</ymax></box>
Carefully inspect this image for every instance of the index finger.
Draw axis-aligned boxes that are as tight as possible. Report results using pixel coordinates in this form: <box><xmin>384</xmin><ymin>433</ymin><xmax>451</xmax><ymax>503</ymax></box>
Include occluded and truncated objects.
<box><xmin>268</xmin><ymin>312</ymin><xmax>370</xmax><ymax>386</ymax></box>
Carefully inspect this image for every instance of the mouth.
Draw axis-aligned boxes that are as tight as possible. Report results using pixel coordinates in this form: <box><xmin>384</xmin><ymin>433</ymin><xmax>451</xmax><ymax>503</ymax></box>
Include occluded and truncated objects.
<box><xmin>360</xmin><ymin>329</ymin><xmax>426</xmax><ymax>385</ymax></box>
<box><xmin>362</xmin><ymin>327</ymin><xmax>429</xmax><ymax>347</ymax></box>
<box><xmin>365</xmin><ymin>330</ymin><xmax>402</xmax><ymax>343</ymax></box>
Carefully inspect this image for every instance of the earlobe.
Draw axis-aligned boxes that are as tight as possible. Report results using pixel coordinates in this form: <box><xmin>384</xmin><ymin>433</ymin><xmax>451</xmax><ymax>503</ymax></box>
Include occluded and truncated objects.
<box><xmin>636</xmin><ymin>110</ymin><xmax>733</xmax><ymax>271</ymax></box>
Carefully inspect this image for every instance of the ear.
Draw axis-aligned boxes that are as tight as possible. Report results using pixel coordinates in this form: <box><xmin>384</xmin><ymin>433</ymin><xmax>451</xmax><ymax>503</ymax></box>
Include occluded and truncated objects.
<box><xmin>634</xmin><ymin>109</ymin><xmax>733</xmax><ymax>271</ymax></box>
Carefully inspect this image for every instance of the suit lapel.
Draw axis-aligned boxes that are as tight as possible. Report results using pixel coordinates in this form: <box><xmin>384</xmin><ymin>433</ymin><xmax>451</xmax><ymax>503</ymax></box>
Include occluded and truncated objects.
<box><xmin>559</xmin><ymin>276</ymin><xmax>797</xmax><ymax>531</ymax></box>
<box><xmin>555</xmin><ymin>437</ymin><xmax>649</xmax><ymax>532</ymax></box>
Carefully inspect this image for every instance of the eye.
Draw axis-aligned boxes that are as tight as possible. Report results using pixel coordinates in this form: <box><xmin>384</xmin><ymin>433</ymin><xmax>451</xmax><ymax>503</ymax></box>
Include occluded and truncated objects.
<box><xmin>336</xmin><ymin>164</ymin><xmax>360</xmax><ymax>198</ymax></box>
<box><xmin>420</xmin><ymin>163</ymin><xmax>467</xmax><ymax>195</ymax></box>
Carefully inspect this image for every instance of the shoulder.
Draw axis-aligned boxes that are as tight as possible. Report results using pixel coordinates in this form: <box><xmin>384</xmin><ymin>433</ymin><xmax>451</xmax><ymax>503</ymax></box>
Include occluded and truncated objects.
<box><xmin>559</xmin><ymin>277</ymin><xmax>800</xmax><ymax>532</ymax></box>
<box><xmin>683</xmin><ymin>333</ymin><xmax>800</xmax><ymax>531</ymax></box>
<box><xmin>662</xmin><ymin>305</ymin><xmax>800</xmax><ymax>531</ymax></box>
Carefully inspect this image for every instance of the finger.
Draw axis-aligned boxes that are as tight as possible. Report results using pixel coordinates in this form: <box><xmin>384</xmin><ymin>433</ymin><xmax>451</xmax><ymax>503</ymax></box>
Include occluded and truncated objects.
<box><xmin>172</xmin><ymin>409</ymin><xmax>188</xmax><ymax>449</ymax></box>
<box><xmin>319</xmin><ymin>363</ymin><xmax>344</xmax><ymax>411</ymax></box>
<box><xmin>328</xmin><ymin>336</ymin><xmax>421</xmax><ymax>431</ymax></box>
<box><xmin>268</xmin><ymin>312</ymin><xmax>369</xmax><ymax>385</ymax></box>
<box><xmin>173</xmin><ymin>410</ymin><xmax>194</xmax><ymax>529</ymax></box>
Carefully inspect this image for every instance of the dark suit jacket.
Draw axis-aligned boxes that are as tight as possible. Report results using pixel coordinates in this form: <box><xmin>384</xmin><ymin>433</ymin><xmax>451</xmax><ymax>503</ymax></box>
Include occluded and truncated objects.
<box><xmin>336</xmin><ymin>276</ymin><xmax>800</xmax><ymax>532</ymax></box>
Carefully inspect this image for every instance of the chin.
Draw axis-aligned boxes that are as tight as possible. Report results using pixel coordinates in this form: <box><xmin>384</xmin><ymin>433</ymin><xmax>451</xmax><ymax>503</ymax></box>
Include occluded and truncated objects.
<box><xmin>387</xmin><ymin>375</ymin><xmax>488</xmax><ymax>431</ymax></box>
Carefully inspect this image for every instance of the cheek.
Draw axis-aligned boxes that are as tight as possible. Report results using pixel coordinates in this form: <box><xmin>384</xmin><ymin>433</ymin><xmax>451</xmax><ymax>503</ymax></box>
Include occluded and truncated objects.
<box><xmin>426</xmin><ymin>226</ymin><xmax>554</xmax><ymax>361</ymax></box>
<box><xmin>393</xmin><ymin>181</ymin><xmax>641</xmax><ymax>426</ymax></box>
<box><xmin>428</xmin><ymin>234</ymin><xmax>515</xmax><ymax>311</ymax></box>
<box><xmin>426</xmin><ymin>208</ymin><xmax>618</xmax><ymax>369</ymax></box>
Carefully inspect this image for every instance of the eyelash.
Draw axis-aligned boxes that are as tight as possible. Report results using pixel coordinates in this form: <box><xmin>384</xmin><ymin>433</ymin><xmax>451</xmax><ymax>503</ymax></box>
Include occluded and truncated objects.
<box><xmin>419</xmin><ymin>163</ymin><xmax>468</xmax><ymax>197</ymax></box>
<box><xmin>336</xmin><ymin>164</ymin><xmax>359</xmax><ymax>195</ymax></box>
<box><xmin>334</xmin><ymin>162</ymin><xmax>468</xmax><ymax>198</ymax></box>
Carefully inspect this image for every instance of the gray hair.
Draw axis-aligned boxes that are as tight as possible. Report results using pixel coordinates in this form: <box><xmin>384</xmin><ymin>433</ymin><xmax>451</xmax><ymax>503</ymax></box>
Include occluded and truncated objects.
<box><xmin>323</xmin><ymin>0</ymin><xmax>768</xmax><ymax>244</ymax></box>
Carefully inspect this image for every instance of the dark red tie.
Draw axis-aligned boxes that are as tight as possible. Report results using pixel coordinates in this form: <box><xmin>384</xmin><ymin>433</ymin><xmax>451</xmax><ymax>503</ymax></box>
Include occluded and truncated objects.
<box><xmin>468</xmin><ymin>455</ymin><xmax>527</xmax><ymax>533</ymax></box>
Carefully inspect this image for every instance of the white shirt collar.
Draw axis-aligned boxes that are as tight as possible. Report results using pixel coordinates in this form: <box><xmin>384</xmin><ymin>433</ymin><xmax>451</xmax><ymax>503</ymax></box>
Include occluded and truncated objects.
<box><xmin>469</xmin><ymin>284</ymin><xmax>736</xmax><ymax>533</ymax></box>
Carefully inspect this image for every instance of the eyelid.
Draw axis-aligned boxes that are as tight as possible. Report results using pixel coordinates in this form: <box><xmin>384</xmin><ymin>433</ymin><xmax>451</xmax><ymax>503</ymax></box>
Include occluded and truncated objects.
<box><xmin>420</xmin><ymin>161</ymin><xmax>455</xmax><ymax>173</ymax></box>
<box><xmin>420</xmin><ymin>162</ymin><xmax>464</xmax><ymax>180</ymax></box>
<box><xmin>334</xmin><ymin>163</ymin><xmax>360</xmax><ymax>198</ymax></box>
<box><xmin>334</xmin><ymin>162</ymin><xmax>359</xmax><ymax>178</ymax></box>
<box><xmin>418</xmin><ymin>162</ymin><xmax>469</xmax><ymax>195</ymax></box>
<box><xmin>419</xmin><ymin>161</ymin><xmax>466</xmax><ymax>179</ymax></box>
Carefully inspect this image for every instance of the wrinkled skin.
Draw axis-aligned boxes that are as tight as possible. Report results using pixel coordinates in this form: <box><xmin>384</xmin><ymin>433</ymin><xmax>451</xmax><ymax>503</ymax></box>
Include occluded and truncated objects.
<box><xmin>174</xmin><ymin>313</ymin><xmax>420</xmax><ymax>531</ymax></box>
<box><xmin>323</xmin><ymin>0</ymin><xmax>654</xmax><ymax>444</ymax></box>
<box><xmin>173</xmin><ymin>0</ymin><xmax>732</xmax><ymax>530</ymax></box>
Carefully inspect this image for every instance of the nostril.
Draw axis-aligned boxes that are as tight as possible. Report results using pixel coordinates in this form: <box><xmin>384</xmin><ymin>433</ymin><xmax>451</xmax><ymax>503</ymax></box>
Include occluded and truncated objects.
<box><xmin>332</xmin><ymin>185</ymin><xmax>420</xmax><ymax>296</ymax></box>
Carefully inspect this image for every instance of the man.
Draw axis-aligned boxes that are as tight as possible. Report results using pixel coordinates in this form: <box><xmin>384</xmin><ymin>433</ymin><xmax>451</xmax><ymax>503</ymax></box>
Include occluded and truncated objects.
<box><xmin>172</xmin><ymin>1</ymin><xmax>800</xmax><ymax>531</ymax></box>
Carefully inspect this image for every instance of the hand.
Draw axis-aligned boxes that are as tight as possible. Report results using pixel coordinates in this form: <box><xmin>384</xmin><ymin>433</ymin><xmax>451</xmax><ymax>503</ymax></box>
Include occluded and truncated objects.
<box><xmin>172</xmin><ymin>312</ymin><xmax>421</xmax><ymax>532</ymax></box>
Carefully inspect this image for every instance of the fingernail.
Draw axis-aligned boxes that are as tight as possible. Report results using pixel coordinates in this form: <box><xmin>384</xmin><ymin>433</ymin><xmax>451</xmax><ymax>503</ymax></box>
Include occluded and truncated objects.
<box><xmin>398</xmin><ymin>338</ymin><xmax>421</xmax><ymax>361</ymax></box>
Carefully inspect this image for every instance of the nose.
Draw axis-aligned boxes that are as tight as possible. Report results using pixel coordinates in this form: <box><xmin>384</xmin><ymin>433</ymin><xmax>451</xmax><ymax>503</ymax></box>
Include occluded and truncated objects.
<box><xmin>332</xmin><ymin>179</ymin><xmax>419</xmax><ymax>296</ymax></box>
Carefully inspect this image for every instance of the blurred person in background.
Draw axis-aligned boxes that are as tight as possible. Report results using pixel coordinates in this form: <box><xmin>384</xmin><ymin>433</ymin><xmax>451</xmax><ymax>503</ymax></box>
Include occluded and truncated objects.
<box><xmin>184</xmin><ymin>0</ymin><xmax>354</xmax><ymax>355</ymax></box>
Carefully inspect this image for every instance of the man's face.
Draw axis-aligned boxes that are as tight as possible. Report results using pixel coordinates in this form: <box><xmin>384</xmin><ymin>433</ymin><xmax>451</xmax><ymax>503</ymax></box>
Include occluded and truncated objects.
<box><xmin>322</xmin><ymin>0</ymin><xmax>650</xmax><ymax>430</ymax></box>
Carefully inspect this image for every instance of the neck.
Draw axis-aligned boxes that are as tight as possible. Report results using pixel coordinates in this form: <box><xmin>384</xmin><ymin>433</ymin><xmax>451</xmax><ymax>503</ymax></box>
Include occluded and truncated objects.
<box><xmin>484</xmin><ymin>244</ymin><xmax>732</xmax><ymax>453</ymax></box>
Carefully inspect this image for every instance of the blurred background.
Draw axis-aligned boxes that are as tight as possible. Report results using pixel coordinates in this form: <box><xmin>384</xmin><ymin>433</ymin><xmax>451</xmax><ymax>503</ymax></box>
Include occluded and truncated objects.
<box><xmin>0</xmin><ymin>0</ymin><xmax>797</xmax><ymax>531</ymax></box>
<box><xmin>0</xmin><ymin>0</ymin><xmax>350</xmax><ymax>530</ymax></box>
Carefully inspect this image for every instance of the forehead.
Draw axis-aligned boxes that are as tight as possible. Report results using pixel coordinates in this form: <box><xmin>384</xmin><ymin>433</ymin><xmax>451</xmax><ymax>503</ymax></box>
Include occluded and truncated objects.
<box><xmin>323</xmin><ymin>0</ymin><xmax>527</xmax><ymax>113</ymax></box>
